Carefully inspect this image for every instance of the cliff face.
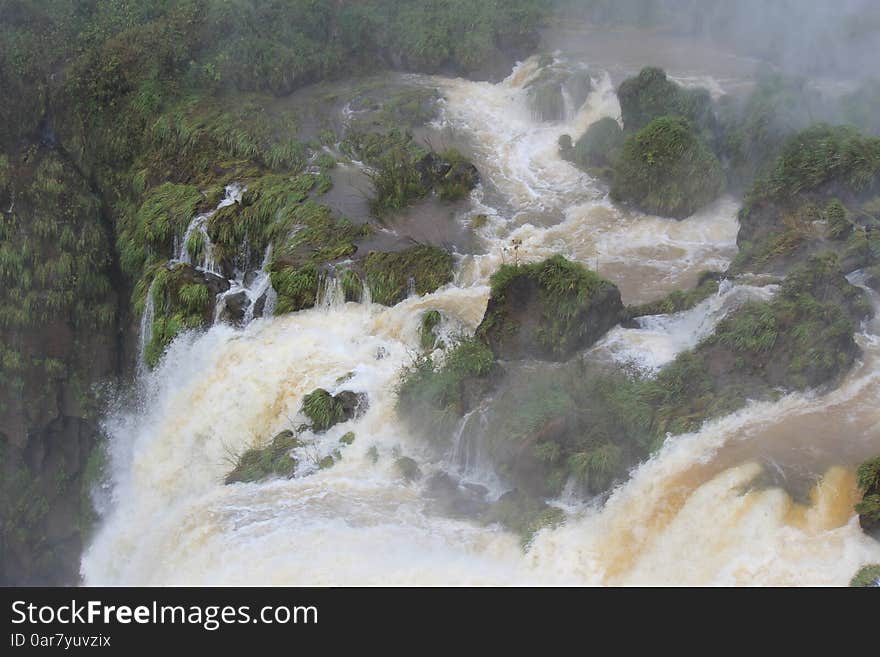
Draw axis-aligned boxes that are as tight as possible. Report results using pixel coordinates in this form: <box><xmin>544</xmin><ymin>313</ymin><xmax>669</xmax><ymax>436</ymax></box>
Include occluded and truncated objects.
<box><xmin>0</xmin><ymin>148</ymin><xmax>124</xmax><ymax>584</ymax></box>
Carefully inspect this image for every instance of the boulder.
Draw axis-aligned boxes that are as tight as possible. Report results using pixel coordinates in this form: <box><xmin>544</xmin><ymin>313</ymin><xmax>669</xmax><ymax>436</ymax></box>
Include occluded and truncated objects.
<box><xmin>476</xmin><ymin>255</ymin><xmax>623</xmax><ymax>361</ymax></box>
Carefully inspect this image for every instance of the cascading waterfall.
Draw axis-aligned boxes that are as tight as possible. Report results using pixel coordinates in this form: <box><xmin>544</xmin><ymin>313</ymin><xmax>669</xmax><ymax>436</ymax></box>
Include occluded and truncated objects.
<box><xmin>85</xmin><ymin>57</ymin><xmax>880</xmax><ymax>586</ymax></box>
<box><xmin>177</xmin><ymin>183</ymin><xmax>244</xmax><ymax>275</ymax></box>
<box><xmin>137</xmin><ymin>280</ymin><xmax>156</xmax><ymax>372</ymax></box>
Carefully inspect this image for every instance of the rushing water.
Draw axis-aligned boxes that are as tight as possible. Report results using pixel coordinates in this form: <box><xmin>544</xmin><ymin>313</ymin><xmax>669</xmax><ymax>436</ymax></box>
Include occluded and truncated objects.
<box><xmin>84</xmin><ymin>57</ymin><xmax>880</xmax><ymax>586</ymax></box>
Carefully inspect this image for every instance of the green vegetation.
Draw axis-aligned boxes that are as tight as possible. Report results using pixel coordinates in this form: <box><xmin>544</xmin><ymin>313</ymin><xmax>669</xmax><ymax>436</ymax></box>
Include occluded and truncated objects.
<box><xmin>855</xmin><ymin>456</ymin><xmax>880</xmax><ymax>533</ymax></box>
<box><xmin>348</xmin><ymin>130</ymin><xmax>479</xmax><ymax>214</ymax></box>
<box><xmin>617</xmin><ymin>67</ymin><xmax>715</xmax><ymax>135</ymax></box>
<box><xmin>484</xmin><ymin>491</ymin><xmax>566</xmax><ymax>547</ymax></box>
<box><xmin>563</xmin><ymin>117</ymin><xmax>624</xmax><ymax>174</ymax></box>
<box><xmin>420</xmin><ymin>310</ymin><xmax>443</xmax><ymax>351</ymax></box>
<box><xmin>399</xmin><ymin>254</ymin><xmax>869</xmax><ymax>510</ymax></box>
<box><xmin>735</xmin><ymin>125</ymin><xmax>880</xmax><ymax>274</ymax></box>
<box><xmin>747</xmin><ymin>125</ymin><xmax>880</xmax><ymax>206</ymax></box>
<box><xmin>850</xmin><ymin>564</ymin><xmax>880</xmax><ymax>587</ymax></box>
<box><xmin>142</xmin><ymin>264</ymin><xmax>219</xmax><ymax>369</ymax></box>
<box><xmin>611</xmin><ymin>116</ymin><xmax>725</xmax><ymax>218</ymax></box>
<box><xmin>717</xmin><ymin>71</ymin><xmax>828</xmax><ymax>188</ymax></box>
<box><xmin>301</xmin><ymin>389</ymin><xmax>348</xmax><ymax>432</ymax></box>
<box><xmin>476</xmin><ymin>255</ymin><xmax>623</xmax><ymax>361</ymax></box>
<box><xmin>396</xmin><ymin>337</ymin><xmax>497</xmax><ymax>441</ymax></box>
<box><xmin>365</xmin><ymin>245</ymin><xmax>454</xmax><ymax>306</ymax></box>
<box><xmin>225</xmin><ymin>430</ymin><xmax>301</xmax><ymax>484</ymax></box>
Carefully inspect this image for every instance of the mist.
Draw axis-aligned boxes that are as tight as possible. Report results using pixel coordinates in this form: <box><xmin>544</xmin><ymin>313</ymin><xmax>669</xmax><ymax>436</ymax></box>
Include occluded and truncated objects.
<box><xmin>554</xmin><ymin>0</ymin><xmax>880</xmax><ymax>80</ymax></box>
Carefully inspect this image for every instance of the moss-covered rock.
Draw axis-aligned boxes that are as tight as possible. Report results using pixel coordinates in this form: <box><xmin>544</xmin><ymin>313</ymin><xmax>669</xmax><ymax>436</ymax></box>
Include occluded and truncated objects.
<box><xmin>364</xmin><ymin>245</ymin><xmax>454</xmax><ymax>306</ymax></box>
<box><xmin>397</xmin><ymin>338</ymin><xmax>496</xmax><ymax>423</ymax></box>
<box><xmin>565</xmin><ymin>117</ymin><xmax>624</xmax><ymax>174</ymax></box>
<box><xmin>225</xmin><ymin>430</ymin><xmax>302</xmax><ymax>484</ymax></box>
<box><xmin>734</xmin><ymin>125</ymin><xmax>880</xmax><ymax>275</ymax></box>
<box><xmin>483</xmin><ymin>489</ymin><xmax>566</xmax><ymax>547</ymax></box>
<box><xmin>617</xmin><ymin>67</ymin><xmax>715</xmax><ymax>134</ymax></box>
<box><xmin>301</xmin><ymin>388</ymin><xmax>368</xmax><ymax>432</ymax></box>
<box><xmin>267</xmin><ymin>201</ymin><xmax>370</xmax><ymax>315</ymax></box>
<box><xmin>611</xmin><ymin>116</ymin><xmax>725</xmax><ymax>219</ymax></box>
<box><xmin>855</xmin><ymin>456</ymin><xmax>880</xmax><ymax>535</ymax></box>
<box><xmin>850</xmin><ymin>564</ymin><xmax>880</xmax><ymax>587</ymax></box>
<box><xmin>143</xmin><ymin>263</ymin><xmax>228</xmax><ymax>369</ymax></box>
<box><xmin>646</xmin><ymin>254</ymin><xmax>870</xmax><ymax>436</ymax></box>
<box><xmin>476</xmin><ymin>255</ymin><xmax>623</xmax><ymax>361</ymax></box>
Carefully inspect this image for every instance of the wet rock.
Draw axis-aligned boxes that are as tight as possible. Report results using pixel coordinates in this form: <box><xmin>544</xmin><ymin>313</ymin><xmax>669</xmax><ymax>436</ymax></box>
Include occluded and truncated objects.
<box><xmin>217</xmin><ymin>290</ymin><xmax>248</xmax><ymax>325</ymax></box>
<box><xmin>476</xmin><ymin>255</ymin><xmax>623</xmax><ymax>361</ymax></box>
<box><xmin>525</xmin><ymin>64</ymin><xmax>592</xmax><ymax>122</ymax></box>
<box><xmin>301</xmin><ymin>388</ymin><xmax>368</xmax><ymax>432</ymax></box>
<box><xmin>425</xmin><ymin>472</ymin><xmax>490</xmax><ymax>518</ymax></box>
<box><xmin>395</xmin><ymin>456</ymin><xmax>422</xmax><ymax>482</ymax></box>
<box><xmin>335</xmin><ymin>390</ymin><xmax>369</xmax><ymax>421</ymax></box>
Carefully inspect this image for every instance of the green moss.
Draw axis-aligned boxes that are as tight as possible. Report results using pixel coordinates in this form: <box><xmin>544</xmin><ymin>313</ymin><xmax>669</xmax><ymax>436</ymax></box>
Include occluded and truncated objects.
<box><xmin>476</xmin><ymin>255</ymin><xmax>622</xmax><ymax>361</ymax></box>
<box><xmin>301</xmin><ymin>388</ymin><xmax>346</xmax><ymax>432</ymax></box>
<box><xmin>265</xmin><ymin>199</ymin><xmax>369</xmax><ymax>315</ymax></box>
<box><xmin>855</xmin><ymin>456</ymin><xmax>880</xmax><ymax>531</ymax></box>
<box><xmin>118</xmin><ymin>181</ymin><xmax>202</xmax><ymax>288</ymax></box>
<box><xmin>612</xmin><ymin>116</ymin><xmax>725</xmax><ymax>218</ymax></box>
<box><xmin>857</xmin><ymin>457</ymin><xmax>880</xmax><ymax>492</ymax></box>
<box><xmin>339</xmin><ymin>431</ymin><xmax>355</xmax><ymax>445</ymax></box>
<box><xmin>850</xmin><ymin>564</ymin><xmax>880</xmax><ymax>587</ymax></box>
<box><xmin>225</xmin><ymin>430</ymin><xmax>301</xmax><ymax>485</ymax></box>
<box><xmin>569</xmin><ymin>117</ymin><xmax>624</xmax><ymax>170</ymax></box>
<box><xmin>365</xmin><ymin>245</ymin><xmax>454</xmax><ymax>306</ymax></box>
<box><xmin>484</xmin><ymin>491</ymin><xmax>566</xmax><ymax>547</ymax></box>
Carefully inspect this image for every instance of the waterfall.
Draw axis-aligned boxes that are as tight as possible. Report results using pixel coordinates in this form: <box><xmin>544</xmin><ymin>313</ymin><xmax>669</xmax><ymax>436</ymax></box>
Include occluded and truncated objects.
<box><xmin>85</xmin><ymin>57</ymin><xmax>880</xmax><ymax>586</ymax></box>
<box><xmin>137</xmin><ymin>280</ymin><xmax>156</xmax><ymax>372</ymax></box>
<box><xmin>177</xmin><ymin>183</ymin><xmax>244</xmax><ymax>275</ymax></box>
<box><xmin>317</xmin><ymin>274</ymin><xmax>345</xmax><ymax>310</ymax></box>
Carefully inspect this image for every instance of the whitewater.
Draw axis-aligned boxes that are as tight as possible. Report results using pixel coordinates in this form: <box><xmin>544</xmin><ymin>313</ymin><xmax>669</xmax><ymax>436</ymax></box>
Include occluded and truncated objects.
<box><xmin>82</xmin><ymin>59</ymin><xmax>880</xmax><ymax>586</ymax></box>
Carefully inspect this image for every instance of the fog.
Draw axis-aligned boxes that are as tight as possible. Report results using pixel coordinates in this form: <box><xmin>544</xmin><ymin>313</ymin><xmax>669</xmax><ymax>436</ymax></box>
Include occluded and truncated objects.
<box><xmin>555</xmin><ymin>0</ymin><xmax>880</xmax><ymax>80</ymax></box>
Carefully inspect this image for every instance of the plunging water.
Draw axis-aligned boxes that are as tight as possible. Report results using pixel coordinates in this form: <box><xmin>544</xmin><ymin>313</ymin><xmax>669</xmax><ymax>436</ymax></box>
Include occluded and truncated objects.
<box><xmin>84</xmin><ymin>57</ymin><xmax>880</xmax><ymax>585</ymax></box>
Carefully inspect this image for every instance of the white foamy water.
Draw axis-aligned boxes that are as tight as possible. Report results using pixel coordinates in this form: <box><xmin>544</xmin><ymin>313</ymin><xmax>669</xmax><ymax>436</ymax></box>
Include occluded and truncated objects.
<box><xmin>596</xmin><ymin>280</ymin><xmax>779</xmax><ymax>372</ymax></box>
<box><xmin>85</xmin><ymin>58</ymin><xmax>880</xmax><ymax>586</ymax></box>
<box><xmin>436</xmin><ymin>61</ymin><xmax>739</xmax><ymax>302</ymax></box>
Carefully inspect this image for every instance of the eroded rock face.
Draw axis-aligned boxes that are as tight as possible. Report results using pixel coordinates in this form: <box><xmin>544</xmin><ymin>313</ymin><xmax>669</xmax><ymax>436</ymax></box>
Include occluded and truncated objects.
<box><xmin>476</xmin><ymin>255</ymin><xmax>624</xmax><ymax>362</ymax></box>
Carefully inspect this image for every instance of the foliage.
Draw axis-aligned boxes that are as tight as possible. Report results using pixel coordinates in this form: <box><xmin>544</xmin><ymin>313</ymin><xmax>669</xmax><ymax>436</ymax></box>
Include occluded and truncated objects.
<box><xmin>747</xmin><ymin>124</ymin><xmax>880</xmax><ymax>206</ymax></box>
<box><xmin>611</xmin><ymin>116</ymin><xmax>725</xmax><ymax>218</ymax></box>
<box><xmin>617</xmin><ymin>67</ymin><xmax>715</xmax><ymax>135</ymax></box>
<box><xmin>301</xmin><ymin>389</ymin><xmax>347</xmax><ymax>432</ymax></box>
<box><xmin>225</xmin><ymin>430</ymin><xmax>301</xmax><ymax>484</ymax></box>
<box><xmin>364</xmin><ymin>245</ymin><xmax>454</xmax><ymax>306</ymax></box>
<box><xmin>850</xmin><ymin>564</ymin><xmax>880</xmax><ymax>587</ymax></box>
<box><xmin>420</xmin><ymin>310</ymin><xmax>443</xmax><ymax>350</ymax></box>
<box><xmin>476</xmin><ymin>255</ymin><xmax>621</xmax><ymax>360</ymax></box>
